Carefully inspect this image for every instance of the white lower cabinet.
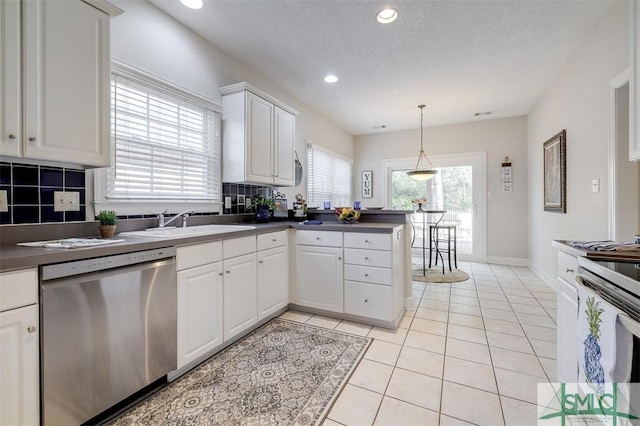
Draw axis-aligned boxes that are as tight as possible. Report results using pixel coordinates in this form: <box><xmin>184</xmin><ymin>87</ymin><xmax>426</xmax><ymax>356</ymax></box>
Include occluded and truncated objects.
<box><xmin>344</xmin><ymin>281</ymin><xmax>392</xmax><ymax>321</ymax></box>
<box><xmin>0</xmin><ymin>269</ymin><xmax>39</xmax><ymax>426</ymax></box>
<box><xmin>295</xmin><ymin>245</ymin><xmax>344</xmax><ymax>313</ymax></box>
<box><xmin>556</xmin><ymin>250</ymin><xmax>579</xmax><ymax>383</ymax></box>
<box><xmin>257</xmin><ymin>246</ymin><xmax>289</xmax><ymax>320</ymax></box>
<box><xmin>177</xmin><ymin>262</ymin><xmax>224</xmax><ymax>369</ymax></box>
<box><xmin>223</xmin><ymin>252</ymin><xmax>258</xmax><ymax>340</ymax></box>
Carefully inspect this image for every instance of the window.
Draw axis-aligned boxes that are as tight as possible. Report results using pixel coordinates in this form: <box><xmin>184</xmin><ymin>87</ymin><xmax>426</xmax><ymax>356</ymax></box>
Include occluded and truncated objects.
<box><xmin>307</xmin><ymin>143</ymin><xmax>353</xmax><ymax>207</ymax></box>
<box><xmin>97</xmin><ymin>63</ymin><xmax>221</xmax><ymax>212</ymax></box>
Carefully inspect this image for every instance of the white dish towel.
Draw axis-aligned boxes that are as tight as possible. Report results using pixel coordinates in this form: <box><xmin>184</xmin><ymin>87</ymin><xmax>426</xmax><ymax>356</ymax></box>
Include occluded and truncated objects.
<box><xmin>576</xmin><ymin>283</ymin><xmax>633</xmax><ymax>396</ymax></box>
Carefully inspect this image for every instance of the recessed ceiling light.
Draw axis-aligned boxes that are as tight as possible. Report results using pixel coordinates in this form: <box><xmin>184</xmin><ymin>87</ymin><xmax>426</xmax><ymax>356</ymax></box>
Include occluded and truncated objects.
<box><xmin>324</xmin><ymin>74</ymin><xmax>338</xmax><ymax>83</ymax></box>
<box><xmin>180</xmin><ymin>0</ymin><xmax>203</xmax><ymax>9</ymax></box>
<box><xmin>377</xmin><ymin>8</ymin><xmax>398</xmax><ymax>24</ymax></box>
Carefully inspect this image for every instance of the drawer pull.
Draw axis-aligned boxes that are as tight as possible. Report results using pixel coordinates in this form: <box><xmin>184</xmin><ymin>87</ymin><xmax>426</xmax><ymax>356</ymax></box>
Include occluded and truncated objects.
<box><xmin>364</xmin><ymin>239</ymin><xmax>370</xmax><ymax>243</ymax></box>
<box><xmin>338</xmin><ymin>257</ymin><xmax>342</xmax><ymax>260</ymax></box>
<box><xmin>365</xmin><ymin>273</ymin><xmax>369</xmax><ymax>277</ymax></box>
<box><xmin>225</xmin><ymin>270</ymin><xmax>231</xmax><ymax>274</ymax></box>
<box><xmin>8</xmin><ymin>134</ymin><xmax>16</xmax><ymax>140</ymax></box>
<box><xmin>28</xmin><ymin>136</ymin><xmax>36</xmax><ymax>142</ymax></box>
<box><xmin>259</xmin><ymin>260</ymin><xmax>264</xmax><ymax>264</ymax></box>
<box><xmin>272</xmin><ymin>238</ymin><xmax>277</xmax><ymax>242</ymax></box>
<box><xmin>27</xmin><ymin>325</ymin><xmax>37</xmax><ymax>333</ymax></box>
<box><xmin>364</xmin><ymin>299</ymin><xmax>368</xmax><ymax>303</ymax></box>
<box><xmin>316</xmin><ymin>237</ymin><xmax>321</xmax><ymax>240</ymax></box>
<box><xmin>219</xmin><ymin>272</ymin><xmax>223</xmax><ymax>276</ymax></box>
<box><xmin>364</xmin><ymin>257</ymin><xmax>369</xmax><ymax>260</ymax></box>
<box><xmin>566</xmin><ymin>268</ymin><xmax>574</xmax><ymax>273</ymax></box>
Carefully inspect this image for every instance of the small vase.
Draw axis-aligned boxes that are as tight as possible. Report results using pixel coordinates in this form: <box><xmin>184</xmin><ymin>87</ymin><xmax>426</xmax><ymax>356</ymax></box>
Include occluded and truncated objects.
<box><xmin>255</xmin><ymin>205</ymin><xmax>272</xmax><ymax>223</ymax></box>
<box><xmin>99</xmin><ymin>225</ymin><xmax>117</xmax><ymax>238</ymax></box>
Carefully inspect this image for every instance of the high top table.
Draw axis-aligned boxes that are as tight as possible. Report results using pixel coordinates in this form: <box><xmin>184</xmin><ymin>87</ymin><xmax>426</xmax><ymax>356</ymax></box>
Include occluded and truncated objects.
<box><xmin>413</xmin><ymin>209</ymin><xmax>446</xmax><ymax>275</ymax></box>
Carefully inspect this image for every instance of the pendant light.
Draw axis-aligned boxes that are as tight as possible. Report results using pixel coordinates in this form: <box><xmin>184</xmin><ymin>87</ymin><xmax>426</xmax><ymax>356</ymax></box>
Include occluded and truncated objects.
<box><xmin>407</xmin><ymin>104</ymin><xmax>437</xmax><ymax>181</ymax></box>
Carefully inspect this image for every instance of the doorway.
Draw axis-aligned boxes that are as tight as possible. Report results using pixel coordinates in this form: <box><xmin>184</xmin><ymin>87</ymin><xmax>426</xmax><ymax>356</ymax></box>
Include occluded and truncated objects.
<box><xmin>609</xmin><ymin>70</ymin><xmax>639</xmax><ymax>240</ymax></box>
<box><xmin>382</xmin><ymin>152</ymin><xmax>487</xmax><ymax>262</ymax></box>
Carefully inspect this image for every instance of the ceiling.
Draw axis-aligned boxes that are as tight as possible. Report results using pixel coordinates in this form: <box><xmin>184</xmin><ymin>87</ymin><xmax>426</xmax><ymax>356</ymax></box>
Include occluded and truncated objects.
<box><xmin>147</xmin><ymin>0</ymin><xmax>615</xmax><ymax>136</ymax></box>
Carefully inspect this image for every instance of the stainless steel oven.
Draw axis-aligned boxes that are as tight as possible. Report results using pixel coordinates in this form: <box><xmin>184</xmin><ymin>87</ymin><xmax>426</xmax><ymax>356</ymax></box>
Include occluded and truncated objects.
<box><xmin>40</xmin><ymin>247</ymin><xmax>177</xmax><ymax>426</ymax></box>
<box><xmin>576</xmin><ymin>257</ymin><xmax>640</xmax><ymax>416</ymax></box>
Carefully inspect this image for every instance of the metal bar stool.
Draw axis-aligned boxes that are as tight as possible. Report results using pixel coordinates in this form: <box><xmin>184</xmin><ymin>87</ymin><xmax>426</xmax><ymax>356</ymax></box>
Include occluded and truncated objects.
<box><xmin>429</xmin><ymin>225</ymin><xmax>457</xmax><ymax>272</ymax></box>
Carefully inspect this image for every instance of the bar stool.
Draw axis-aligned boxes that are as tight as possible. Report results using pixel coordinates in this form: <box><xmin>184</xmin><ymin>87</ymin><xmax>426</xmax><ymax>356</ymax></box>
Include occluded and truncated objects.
<box><xmin>429</xmin><ymin>225</ymin><xmax>457</xmax><ymax>272</ymax></box>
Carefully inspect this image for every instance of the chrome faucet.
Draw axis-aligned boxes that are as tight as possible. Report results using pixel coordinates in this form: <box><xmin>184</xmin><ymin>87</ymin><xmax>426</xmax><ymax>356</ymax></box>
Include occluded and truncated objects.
<box><xmin>157</xmin><ymin>209</ymin><xmax>195</xmax><ymax>228</ymax></box>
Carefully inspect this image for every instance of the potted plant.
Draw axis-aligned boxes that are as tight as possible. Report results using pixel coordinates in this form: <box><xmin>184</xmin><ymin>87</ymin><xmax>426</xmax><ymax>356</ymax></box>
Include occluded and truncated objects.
<box><xmin>97</xmin><ymin>210</ymin><xmax>118</xmax><ymax>238</ymax></box>
<box><xmin>249</xmin><ymin>196</ymin><xmax>274</xmax><ymax>223</ymax></box>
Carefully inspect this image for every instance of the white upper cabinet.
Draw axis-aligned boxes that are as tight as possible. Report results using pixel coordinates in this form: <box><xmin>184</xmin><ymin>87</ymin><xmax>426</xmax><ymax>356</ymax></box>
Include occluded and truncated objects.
<box><xmin>631</xmin><ymin>0</ymin><xmax>640</xmax><ymax>161</ymax></box>
<box><xmin>1</xmin><ymin>0</ymin><xmax>119</xmax><ymax>167</ymax></box>
<box><xmin>220</xmin><ymin>82</ymin><xmax>298</xmax><ymax>186</ymax></box>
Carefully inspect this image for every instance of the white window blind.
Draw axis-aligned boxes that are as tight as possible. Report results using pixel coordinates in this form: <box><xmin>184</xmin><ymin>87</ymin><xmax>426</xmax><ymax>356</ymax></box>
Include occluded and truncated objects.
<box><xmin>108</xmin><ymin>71</ymin><xmax>221</xmax><ymax>201</ymax></box>
<box><xmin>307</xmin><ymin>144</ymin><xmax>353</xmax><ymax>207</ymax></box>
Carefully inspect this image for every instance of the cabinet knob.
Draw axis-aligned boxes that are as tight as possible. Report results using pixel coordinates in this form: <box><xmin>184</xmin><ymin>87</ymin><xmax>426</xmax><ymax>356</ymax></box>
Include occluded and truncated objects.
<box><xmin>218</xmin><ymin>272</ymin><xmax>223</xmax><ymax>276</ymax></box>
<box><xmin>364</xmin><ymin>299</ymin><xmax>368</xmax><ymax>303</ymax></box>
<box><xmin>259</xmin><ymin>260</ymin><xmax>264</xmax><ymax>264</ymax></box>
<box><xmin>364</xmin><ymin>257</ymin><xmax>369</xmax><ymax>260</ymax></box>
<box><xmin>316</xmin><ymin>237</ymin><xmax>321</xmax><ymax>240</ymax></box>
<box><xmin>338</xmin><ymin>257</ymin><xmax>342</xmax><ymax>260</ymax></box>
<box><xmin>225</xmin><ymin>270</ymin><xmax>231</xmax><ymax>274</ymax></box>
<box><xmin>364</xmin><ymin>239</ymin><xmax>369</xmax><ymax>243</ymax></box>
<box><xmin>27</xmin><ymin>325</ymin><xmax>37</xmax><ymax>333</ymax></box>
<box><xmin>272</xmin><ymin>239</ymin><xmax>277</xmax><ymax>242</ymax></box>
<box><xmin>8</xmin><ymin>134</ymin><xmax>16</xmax><ymax>140</ymax></box>
<box><xmin>566</xmin><ymin>268</ymin><xmax>574</xmax><ymax>273</ymax></box>
<box><xmin>28</xmin><ymin>136</ymin><xmax>36</xmax><ymax>142</ymax></box>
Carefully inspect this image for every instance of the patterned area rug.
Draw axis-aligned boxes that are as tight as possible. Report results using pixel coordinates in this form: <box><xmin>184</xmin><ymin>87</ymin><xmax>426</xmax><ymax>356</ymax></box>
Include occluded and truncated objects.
<box><xmin>108</xmin><ymin>318</ymin><xmax>371</xmax><ymax>426</ymax></box>
<box><xmin>412</xmin><ymin>266</ymin><xmax>470</xmax><ymax>283</ymax></box>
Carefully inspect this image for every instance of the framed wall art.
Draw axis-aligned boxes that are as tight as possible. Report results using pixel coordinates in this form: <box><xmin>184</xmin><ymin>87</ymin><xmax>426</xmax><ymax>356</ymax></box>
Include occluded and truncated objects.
<box><xmin>543</xmin><ymin>130</ymin><xmax>566</xmax><ymax>213</ymax></box>
<box><xmin>362</xmin><ymin>170</ymin><xmax>372</xmax><ymax>198</ymax></box>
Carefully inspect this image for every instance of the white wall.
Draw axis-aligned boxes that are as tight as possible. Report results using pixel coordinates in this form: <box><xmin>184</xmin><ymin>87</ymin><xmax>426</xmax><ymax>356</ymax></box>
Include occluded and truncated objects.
<box><xmin>98</xmin><ymin>0</ymin><xmax>353</xmax><ymax>209</ymax></box>
<box><xmin>527</xmin><ymin>2</ymin><xmax>629</xmax><ymax>281</ymax></box>
<box><xmin>354</xmin><ymin>116</ymin><xmax>529</xmax><ymax>260</ymax></box>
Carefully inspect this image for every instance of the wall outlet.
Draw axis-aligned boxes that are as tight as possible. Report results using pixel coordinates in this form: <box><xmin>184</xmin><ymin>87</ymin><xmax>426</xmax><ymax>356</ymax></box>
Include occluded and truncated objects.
<box><xmin>592</xmin><ymin>178</ymin><xmax>600</xmax><ymax>193</ymax></box>
<box><xmin>54</xmin><ymin>191</ymin><xmax>80</xmax><ymax>212</ymax></box>
<box><xmin>0</xmin><ymin>190</ymin><xmax>7</xmax><ymax>212</ymax></box>
<box><xmin>237</xmin><ymin>195</ymin><xmax>245</xmax><ymax>205</ymax></box>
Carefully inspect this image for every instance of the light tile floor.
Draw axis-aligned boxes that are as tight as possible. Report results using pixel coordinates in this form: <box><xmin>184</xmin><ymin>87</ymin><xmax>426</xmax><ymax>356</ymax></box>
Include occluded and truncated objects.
<box><xmin>280</xmin><ymin>262</ymin><xmax>558</xmax><ymax>426</ymax></box>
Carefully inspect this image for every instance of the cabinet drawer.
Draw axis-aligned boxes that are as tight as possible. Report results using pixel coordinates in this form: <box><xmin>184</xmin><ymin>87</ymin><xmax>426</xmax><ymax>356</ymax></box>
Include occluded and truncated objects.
<box><xmin>344</xmin><ymin>232</ymin><xmax>391</xmax><ymax>250</ymax></box>
<box><xmin>295</xmin><ymin>230</ymin><xmax>342</xmax><ymax>247</ymax></box>
<box><xmin>177</xmin><ymin>241</ymin><xmax>222</xmax><ymax>271</ymax></box>
<box><xmin>344</xmin><ymin>280</ymin><xmax>392</xmax><ymax>321</ymax></box>
<box><xmin>257</xmin><ymin>230</ymin><xmax>288</xmax><ymax>251</ymax></box>
<box><xmin>223</xmin><ymin>236</ymin><xmax>256</xmax><ymax>259</ymax></box>
<box><xmin>345</xmin><ymin>264</ymin><xmax>392</xmax><ymax>286</ymax></box>
<box><xmin>557</xmin><ymin>251</ymin><xmax>578</xmax><ymax>286</ymax></box>
<box><xmin>0</xmin><ymin>269</ymin><xmax>38</xmax><ymax>312</ymax></box>
<box><xmin>344</xmin><ymin>248</ymin><xmax>392</xmax><ymax>268</ymax></box>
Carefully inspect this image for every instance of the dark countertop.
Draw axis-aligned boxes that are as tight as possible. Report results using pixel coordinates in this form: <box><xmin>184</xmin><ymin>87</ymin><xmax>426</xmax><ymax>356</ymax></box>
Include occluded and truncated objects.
<box><xmin>0</xmin><ymin>221</ymin><xmax>405</xmax><ymax>272</ymax></box>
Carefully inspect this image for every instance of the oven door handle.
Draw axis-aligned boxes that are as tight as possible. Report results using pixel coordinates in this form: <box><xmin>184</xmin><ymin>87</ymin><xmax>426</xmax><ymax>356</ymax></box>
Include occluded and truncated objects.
<box><xmin>576</xmin><ymin>275</ymin><xmax>640</xmax><ymax>338</ymax></box>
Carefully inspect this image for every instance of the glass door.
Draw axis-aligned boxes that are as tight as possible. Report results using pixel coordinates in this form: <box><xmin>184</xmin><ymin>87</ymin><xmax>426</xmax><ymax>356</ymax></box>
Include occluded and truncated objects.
<box><xmin>384</xmin><ymin>152</ymin><xmax>486</xmax><ymax>262</ymax></box>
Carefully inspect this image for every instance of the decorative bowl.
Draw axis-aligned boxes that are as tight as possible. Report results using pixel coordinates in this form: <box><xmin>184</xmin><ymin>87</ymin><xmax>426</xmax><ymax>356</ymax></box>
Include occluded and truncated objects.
<box><xmin>335</xmin><ymin>207</ymin><xmax>360</xmax><ymax>223</ymax></box>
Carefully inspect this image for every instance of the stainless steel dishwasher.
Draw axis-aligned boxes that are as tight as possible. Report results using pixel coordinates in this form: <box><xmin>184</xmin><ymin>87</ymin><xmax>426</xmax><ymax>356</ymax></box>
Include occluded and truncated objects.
<box><xmin>40</xmin><ymin>247</ymin><xmax>177</xmax><ymax>426</ymax></box>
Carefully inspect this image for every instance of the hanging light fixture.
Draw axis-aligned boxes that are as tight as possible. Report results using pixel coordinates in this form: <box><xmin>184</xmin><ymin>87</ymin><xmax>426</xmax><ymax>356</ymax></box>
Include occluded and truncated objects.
<box><xmin>407</xmin><ymin>104</ymin><xmax>437</xmax><ymax>181</ymax></box>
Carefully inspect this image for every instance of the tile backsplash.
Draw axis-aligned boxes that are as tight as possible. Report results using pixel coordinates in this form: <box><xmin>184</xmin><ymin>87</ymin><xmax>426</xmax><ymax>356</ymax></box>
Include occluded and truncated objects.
<box><xmin>0</xmin><ymin>162</ymin><xmax>86</xmax><ymax>225</ymax></box>
<box><xmin>222</xmin><ymin>183</ymin><xmax>273</xmax><ymax>214</ymax></box>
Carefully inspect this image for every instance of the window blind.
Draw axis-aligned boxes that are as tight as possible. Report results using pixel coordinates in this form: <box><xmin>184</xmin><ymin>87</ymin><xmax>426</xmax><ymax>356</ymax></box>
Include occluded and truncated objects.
<box><xmin>307</xmin><ymin>144</ymin><xmax>353</xmax><ymax>207</ymax></box>
<box><xmin>108</xmin><ymin>72</ymin><xmax>221</xmax><ymax>201</ymax></box>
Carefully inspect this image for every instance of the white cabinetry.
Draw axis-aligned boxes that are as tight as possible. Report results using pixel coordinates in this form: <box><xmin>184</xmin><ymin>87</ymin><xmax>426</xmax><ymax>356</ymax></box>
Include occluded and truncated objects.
<box><xmin>0</xmin><ymin>268</ymin><xmax>39</xmax><ymax>426</ymax></box>
<box><xmin>223</xmin><ymin>236</ymin><xmax>257</xmax><ymax>341</ymax></box>
<box><xmin>344</xmin><ymin>231</ymin><xmax>404</xmax><ymax>323</ymax></box>
<box><xmin>295</xmin><ymin>231</ymin><xmax>344</xmax><ymax>313</ymax></box>
<box><xmin>556</xmin><ymin>250</ymin><xmax>579</xmax><ymax>383</ymax></box>
<box><xmin>257</xmin><ymin>231</ymin><xmax>289</xmax><ymax>320</ymax></box>
<box><xmin>176</xmin><ymin>241</ymin><xmax>224</xmax><ymax>369</ymax></box>
<box><xmin>1</xmin><ymin>0</ymin><xmax>117</xmax><ymax>166</ymax></box>
<box><xmin>630</xmin><ymin>0</ymin><xmax>640</xmax><ymax>161</ymax></box>
<box><xmin>220</xmin><ymin>82</ymin><xmax>298</xmax><ymax>186</ymax></box>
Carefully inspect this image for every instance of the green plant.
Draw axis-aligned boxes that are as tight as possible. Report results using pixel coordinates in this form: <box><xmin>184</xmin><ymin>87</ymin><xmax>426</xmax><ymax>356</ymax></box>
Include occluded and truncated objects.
<box><xmin>249</xmin><ymin>196</ymin><xmax>274</xmax><ymax>210</ymax></box>
<box><xmin>97</xmin><ymin>210</ymin><xmax>117</xmax><ymax>226</ymax></box>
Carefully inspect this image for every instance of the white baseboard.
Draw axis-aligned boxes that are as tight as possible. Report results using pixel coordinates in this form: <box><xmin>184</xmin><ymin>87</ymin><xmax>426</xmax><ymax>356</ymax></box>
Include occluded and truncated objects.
<box><xmin>528</xmin><ymin>261</ymin><xmax>558</xmax><ymax>292</ymax></box>
<box><xmin>485</xmin><ymin>256</ymin><xmax>529</xmax><ymax>266</ymax></box>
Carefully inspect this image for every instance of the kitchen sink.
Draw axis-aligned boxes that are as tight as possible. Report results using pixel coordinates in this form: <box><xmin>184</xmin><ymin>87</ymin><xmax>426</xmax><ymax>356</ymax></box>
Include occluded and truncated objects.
<box><xmin>119</xmin><ymin>224</ymin><xmax>256</xmax><ymax>239</ymax></box>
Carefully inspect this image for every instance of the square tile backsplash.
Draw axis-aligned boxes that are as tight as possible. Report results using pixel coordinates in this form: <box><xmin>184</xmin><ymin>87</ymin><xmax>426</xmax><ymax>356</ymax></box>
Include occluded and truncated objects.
<box><xmin>222</xmin><ymin>183</ymin><xmax>273</xmax><ymax>215</ymax></box>
<box><xmin>0</xmin><ymin>162</ymin><xmax>86</xmax><ymax>225</ymax></box>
